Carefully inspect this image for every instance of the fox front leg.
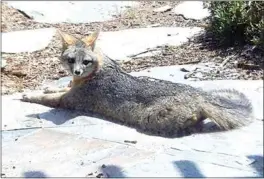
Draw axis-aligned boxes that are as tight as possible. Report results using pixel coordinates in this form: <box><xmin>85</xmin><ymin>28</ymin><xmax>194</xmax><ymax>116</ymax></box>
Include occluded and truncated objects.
<box><xmin>21</xmin><ymin>92</ymin><xmax>66</xmax><ymax>108</ymax></box>
<box><xmin>43</xmin><ymin>87</ymin><xmax>71</xmax><ymax>94</ymax></box>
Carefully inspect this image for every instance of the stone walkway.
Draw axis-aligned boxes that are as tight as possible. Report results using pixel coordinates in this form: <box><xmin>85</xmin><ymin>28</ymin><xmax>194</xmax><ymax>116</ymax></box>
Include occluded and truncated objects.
<box><xmin>2</xmin><ymin>78</ymin><xmax>263</xmax><ymax>177</ymax></box>
<box><xmin>1</xmin><ymin>1</ymin><xmax>263</xmax><ymax>178</ymax></box>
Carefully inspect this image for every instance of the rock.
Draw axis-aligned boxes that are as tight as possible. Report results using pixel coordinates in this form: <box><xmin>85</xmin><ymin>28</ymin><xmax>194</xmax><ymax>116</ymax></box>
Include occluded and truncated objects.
<box><xmin>97</xmin><ymin>27</ymin><xmax>203</xmax><ymax>61</ymax></box>
<box><xmin>96</xmin><ymin>173</ymin><xmax>104</xmax><ymax>178</ymax></box>
<box><xmin>1</xmin><ymin>56</ymin><xmax>7</xmax><ymax>68</ymax></box>
<box><xmin>173</xmin><ymin>1</ymin><xmax>210</xmax><ymax>20</ymax></box>
<box><xmin>180</xmin><ymin>68</ymin><xmax>190</xmax><ymax>72</ymax></box>
<box><xmin>1</xmin><ymin>173</ymin><xmax>6</xmax><ymax>177</ymax></box>
<box><xmin>6</xmin><ymin>1</ymin><xmax>138</xmax><ymax>24</ymax></box>
<box><xmin>87</xmin><ymin>173</ymin><xmax>93</xmax><ymax>176</ymax></box>
<box><xmin>153</xmin><ymin>5</ymin><xmax>172</xmax><ymax>13</ymax></box>
<box><xmin>2</xmin><ymin>28</ymin><xmax>56</xmax><ymax>53</ymax></box>
<box><xmin>101</xmin><ymin>164</ymin><xmax>106</xmax><ymax>168</ymax></box>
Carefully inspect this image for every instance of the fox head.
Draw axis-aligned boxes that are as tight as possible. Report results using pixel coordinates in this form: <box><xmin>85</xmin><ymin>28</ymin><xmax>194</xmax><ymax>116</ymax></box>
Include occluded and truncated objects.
<box><xmin>57</xmin><ymin>30</ymin><xmax>101</xmax><ymax>78</ymax></box>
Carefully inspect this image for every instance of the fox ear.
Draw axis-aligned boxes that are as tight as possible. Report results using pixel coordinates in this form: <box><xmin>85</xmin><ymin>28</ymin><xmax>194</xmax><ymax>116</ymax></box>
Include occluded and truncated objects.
<box><xmin>81</xmin><ymin>30</ymin><xmax>100</xmax><ymax>50</ymax></box>
<box><xmin>57</xmin><ymin>30</ymin><xmax>78</xmax><ymax>48</ymax></box>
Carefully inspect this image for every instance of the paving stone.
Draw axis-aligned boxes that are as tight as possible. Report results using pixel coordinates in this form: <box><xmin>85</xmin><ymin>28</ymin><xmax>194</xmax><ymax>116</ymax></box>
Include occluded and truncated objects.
<box><xmin>1</xmin><ymin>129</ymin><xmax>39</xmax><ymax>146</ymax></box>
<box><xmin>97</xmin><ymin>27</ymin><xmax>203</xmax><ymax>61</ymax></box>
<box><xmin>6</xmin><ymin>1</ymin><xmax>138</xmax><ymax>24</ymax></box>
<box><xmin>1</xmin><ymin>56</ymin><xmax>7</xmax><ymax>68</ymax></box>
<box><xmin>1</xmin><ymin>93</ymin><xmax>104</xmax><ymax>131</ymax></box>
<box><xmin>121</xmin><ymin>153</ymin><xmax>261</xmax><ymax>177</ymax></box>
<box><xmin>2</xmin><ymin>128</ymin><xmax>154</xmax><ymax>177</ymax></box>
<box><xmin>2</xmin><ymin>28</ymin><xmax>56</xmax><ymax>53</ymax></box>
<box><xmin>173</xmin><ymin>1</ymin><xmax>210</xmax><ymax>20</ymax></box>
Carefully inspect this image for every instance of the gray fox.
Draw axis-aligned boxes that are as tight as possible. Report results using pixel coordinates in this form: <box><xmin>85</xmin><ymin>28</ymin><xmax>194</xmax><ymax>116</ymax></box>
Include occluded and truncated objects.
<box><xmin>21</xmin><ymin>30</ymin><xmax>253</xmax><ymax>137</ymax></box>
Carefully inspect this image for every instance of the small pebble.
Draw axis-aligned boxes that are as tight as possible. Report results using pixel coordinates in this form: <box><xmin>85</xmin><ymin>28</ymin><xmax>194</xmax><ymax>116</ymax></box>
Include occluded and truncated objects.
<box><xmin>101</xmin><ymin>164</ymin><xmax>106</xmax><ymax>168</ymax></box>
<box><xmin>96</xmin><ymin>173</ymin><xmax>104</xmax><ymax>178</ymax></box>
<box><xmin>180</xmin><ymin>68</ymin><xmax>190</xmax><ymax>72</ymax></box>
<box><xmin>124</xmin><ymin>140</ymin><xmax>137</xmax><ymax>144</ymax></box>
<box><xmin>1</xmin><ymin>173</ymin><xmax>6</xmax><ymax>178</ymax></box>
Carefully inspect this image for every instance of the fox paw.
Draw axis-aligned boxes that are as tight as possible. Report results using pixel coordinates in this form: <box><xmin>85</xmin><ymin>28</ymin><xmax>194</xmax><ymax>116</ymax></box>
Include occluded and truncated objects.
<box><xmin>21</xmin><ymin>93</ymin><xmax>39</xmax><ymax>103</ymax></box>
<box><xmin>21</xmin><ymin>93</ymin><xmax>32</xmax><ymax>102</ymax></box>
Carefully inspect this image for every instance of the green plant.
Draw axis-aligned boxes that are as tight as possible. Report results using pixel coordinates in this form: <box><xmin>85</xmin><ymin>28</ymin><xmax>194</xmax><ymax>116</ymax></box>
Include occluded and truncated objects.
<box><xmin>245</xmin><ymin>2</ymin><xmax>264</xmax><ymax>46</ymax></box>
<box><xmin>205</xmin><ymin>1</ymin><xmax>264</xmax><ymax>49</ymax></box>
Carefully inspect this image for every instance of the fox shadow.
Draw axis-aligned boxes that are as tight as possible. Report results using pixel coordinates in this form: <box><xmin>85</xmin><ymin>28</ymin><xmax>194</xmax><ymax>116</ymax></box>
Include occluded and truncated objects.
<box><xmin>247</xmin><ymin>155</ymin><xmax>264</xmax><ymax>177</ymax></box>
<box><xmin>98</xmin><ymin>164</ymin><xmax>126</xmax><ymax>178</ymax></box>
<box><xmin>22</xmin><ymin>165</ymin><xmax>126</xmax><ymax>177</ymax></box>
<box><xmin>27</xmin><ymin>107</ymin><xmax>224</xmax><ymax>138</ymax></box>
<box><xmin>172</xmin><ymin>158</ymin><xmax>263</xmax><ymax>177</ymax></box>
<box><xmin>23</xmin><ymin>171</ymin><xmax>48</xmax><ymax>178</ymax></box>
<box><xmin>173</xmin><ymin>160</ymin><xmax>205</xmax><ymax>178</ymax></box>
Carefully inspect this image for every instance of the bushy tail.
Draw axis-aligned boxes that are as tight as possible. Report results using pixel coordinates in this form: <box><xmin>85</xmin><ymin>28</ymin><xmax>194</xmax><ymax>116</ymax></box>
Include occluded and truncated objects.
<box><xmin>201</xmin><ymin>89</ymin><xmax>253</xmax><ymax>130</ymax></box>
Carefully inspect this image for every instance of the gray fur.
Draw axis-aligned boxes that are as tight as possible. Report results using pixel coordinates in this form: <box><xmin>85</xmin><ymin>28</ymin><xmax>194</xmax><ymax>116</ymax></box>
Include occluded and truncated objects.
<box><xmin>58</xmin><ymin>55</ymin><xmax>253</xmax><ymax>137</ymax></box>
<box><xmin>60</xmin><ymin>40</ymin><xmax>98</xmax><ymax>77</ymax></box>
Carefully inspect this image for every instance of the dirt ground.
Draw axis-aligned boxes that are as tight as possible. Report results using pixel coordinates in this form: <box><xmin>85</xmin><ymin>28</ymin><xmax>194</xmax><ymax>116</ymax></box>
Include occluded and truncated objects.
<box><xmin>1</xmin><ymin>1</ymin><xmax>263</xmax><ymax>95</ymax></box>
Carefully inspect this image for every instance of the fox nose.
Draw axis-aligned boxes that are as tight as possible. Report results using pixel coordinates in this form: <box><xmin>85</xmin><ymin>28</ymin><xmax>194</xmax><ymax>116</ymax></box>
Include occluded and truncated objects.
<box><xmin>74</xmin><ymin>70</ymin><xmax>81</xmax><ymax>75</ymax></box>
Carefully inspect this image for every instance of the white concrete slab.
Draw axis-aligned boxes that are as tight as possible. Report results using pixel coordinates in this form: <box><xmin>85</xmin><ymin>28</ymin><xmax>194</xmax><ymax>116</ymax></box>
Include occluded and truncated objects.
<box><xmin>173</xmin><ymin>1</ymin><xmax>210</xmax><ymax>20</ymax></box>
<box><xmin>2</xmin><ymin>118</ymin><xmax>263</xmax><ymax>177</ymax></box>
<box><xmin>121</xmin><ymin>151</ymin><xmax>262</xmax><ymax>177</ymax></box>
<box><xmin>6</xmin><ymin>1</ymin><xmax>138</xmax><ymax>24</ymax></box>
<box><xmin>97</xmin><ymin>27</ymin><xmax>203</xmax><ymax>61</ymax></box>
<box><xmin>3</xmin><ymin>128</ymin><xmax>152</xmax><ymax>177</ymax></box>
<box><xmin>2</xmin><ymin>28</ymin><xmax>56</xmax><ymax>53</ymax></box>
<box><xmin>1</xmin><ymin>93</ymin><xmax>115</xmax><ymax>131</ymax></box>
<box><xmin>129</xmin><ymin>63</ymin><xmax>208</xmax><ymax>83</ymax></box>
<box><xmin>1</xmin><ymin>56</ymin><xmax>7</xmax><ymax>68</ymax></box>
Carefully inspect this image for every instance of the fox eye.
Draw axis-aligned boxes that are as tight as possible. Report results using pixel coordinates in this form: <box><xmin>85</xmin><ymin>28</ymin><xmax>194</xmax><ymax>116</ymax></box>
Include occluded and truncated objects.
<box><xmin>83</xmin><ymin>60</ymin><xmax>92</xmax><ymax>65</ymax></box>
<box><xmin>68</xmin><ymin>58</ymin><xmax>75</xmax><ymax>64</ymax></box>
